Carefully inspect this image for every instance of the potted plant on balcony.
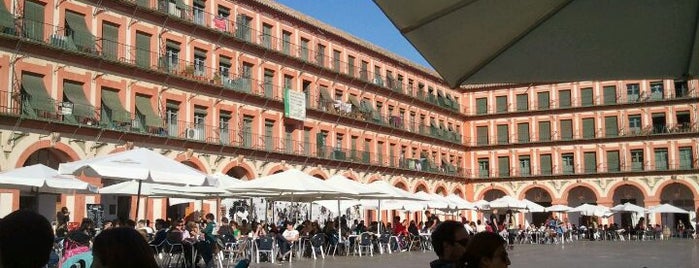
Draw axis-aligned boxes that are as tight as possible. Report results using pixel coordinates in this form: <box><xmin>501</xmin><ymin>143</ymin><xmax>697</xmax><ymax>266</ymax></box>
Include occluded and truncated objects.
<box><xmin>212</xmin><ymin>72</ymin><xmax>222</xmax><ymax>85</ymax></box>
<box><xmin>183</xmin><ymin>64</ymin><xmax>195</xmax><ymax>78</ymax></box>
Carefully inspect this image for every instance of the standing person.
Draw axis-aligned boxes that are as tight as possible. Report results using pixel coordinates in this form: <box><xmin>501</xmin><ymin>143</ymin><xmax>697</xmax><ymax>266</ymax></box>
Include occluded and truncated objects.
<box><xmin>56</xmin><ymin>207</ymin><xmax>70</xmax><ymax>238</ymax></box>
<box><xmin>465</xmin><ymin>232</ymin><xmax>511</xmax><ymax>268</ymax></box>
<box><xmin>0</xmin><ymin>210</ymin><xmax>55</xmax><ymax>268</ymax></box>
<box><xmin>91</xmin><ymin>227</ymin><xmax>159</xmax><ymax>268</ymax></box>
<box><xmin>429</xmin><ymin>221</ymin><xmax>469</xmax><ymax>268</ymax></box>
<box><xmin>425</xmin><ymin>211</ymin><xmax>439</xmax><ymax>231</ymax></box>
<box><xmin>489</xmin><ymin>209</ymin><xmax>499</xmax><ymax>233</ymax></box>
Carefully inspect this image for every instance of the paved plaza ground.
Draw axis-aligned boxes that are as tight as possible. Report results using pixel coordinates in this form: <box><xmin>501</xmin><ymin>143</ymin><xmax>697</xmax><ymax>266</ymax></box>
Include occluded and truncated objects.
<box><xmin>248</xmin><ymin>239</ymin><xmax>699</xmax><ymax>268</ymax></box>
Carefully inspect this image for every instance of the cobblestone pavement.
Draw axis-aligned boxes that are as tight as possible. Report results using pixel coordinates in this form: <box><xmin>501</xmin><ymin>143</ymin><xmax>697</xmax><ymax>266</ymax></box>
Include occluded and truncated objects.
<box><xmin>247</xmin><ymin>239</ymin><xmax>699</xmax><ymax>268</ymax></box>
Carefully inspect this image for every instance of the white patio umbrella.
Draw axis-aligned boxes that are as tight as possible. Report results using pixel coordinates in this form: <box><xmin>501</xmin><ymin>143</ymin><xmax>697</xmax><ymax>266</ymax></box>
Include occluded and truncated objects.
<box><xmin>226</xmin><ymin>169</ymin><xmax>348</xmax><ymax>201</ymax></box>
<box><xmin>521</xmin><ymin>199</ymin><xmax>546</xmax><ymax>213</ymax></box>
<box><xmin>611</xmin><ymin>202</ymin><xmax>647</xmax><ymax>214</ymax></box>
<box><xmin>59</xmin><ymin>148</ymin><xmax>209</xmax><ymax>217</ymax></box>
<box><xmin>444</xmin><ymin>194</ymin><xmax>476</xmax><ymax>211</ymax></box>
<box><xmin>473</xmin><ymin>200</ymin><xmax>490</xmax><ymax>210</ymax></box>
<box><xmin>374</xmin><ymin>0</ymin><xmax>699</xmax><ymax>87</ymax></box>
<box><xmin>99</xmin><ymin>180</ymin><xmax>207</xmax><ymax>198</ymax></box>
<box><xmin>0</xmin><ymin>164</ymin><xmax>97</xmax><ymax>194</ymax></box>
<box><xmin>545</xmin><ymin>204</ymin><xmax>573</xmax><ymax>212</ymax></box>
<box><xmin>488</xmin><ymin>196</ymin><xmax>527</xmax><ymax>210</ymax></box>
<box><xmin>647</xmin><ymin>204</ymin><xmax>690</xmax><ymax>214</ymax></box>
<box><xmin>569</xmin><ymin>204</ymin><xmax>612</xmax><ymax>217</ymax></box>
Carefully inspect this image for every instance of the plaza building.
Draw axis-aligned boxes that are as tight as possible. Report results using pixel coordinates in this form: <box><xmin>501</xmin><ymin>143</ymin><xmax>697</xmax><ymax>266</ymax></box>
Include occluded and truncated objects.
<box><xmin>0</xmin><ymin>0</ymin><xmax>696</xmax><ymax>228</ymax></box>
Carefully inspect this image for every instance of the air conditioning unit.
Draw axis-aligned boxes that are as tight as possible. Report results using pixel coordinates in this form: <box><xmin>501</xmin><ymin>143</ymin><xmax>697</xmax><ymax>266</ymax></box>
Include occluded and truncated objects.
<box><xmin>185</xmin><ymin>128</ymin><xmax>202</xmax><ymax>140</ymax></box>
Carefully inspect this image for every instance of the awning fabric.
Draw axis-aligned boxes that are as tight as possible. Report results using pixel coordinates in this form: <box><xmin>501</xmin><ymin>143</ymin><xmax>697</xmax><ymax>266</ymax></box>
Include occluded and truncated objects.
<box><xmin>64</xmin><ymin>11</ymin><xmax>94</xmax><ymax>51</ymax></box>
<box><xmin>348</xmin><ymin>95</ymin><xmax>360</xmax><ymax>108</ymax></box>
<box><xmin>62</xmin><ymin>81</ymin><xmax>95</xmax><ymax>118</ymax></box>
<box><xmin>101</xmin><ymin>89</ymin><xmax>131</xmax><ymax>123</ymax></box>
<box><xmin>319</xmin><ymin>87</ymin><xmax>332</xmax><ymax>101</ymax></box>
<box><xmin>374</xmin><ymin>0</ymin><xmax>699</xmax><ymax>87</ymax></box>
<box><xmin>21</xmin><ymin>74</ymin><xmax>55</xmax><ymax>113</ymax></box>
<box><xmin>135</xmin><ymin>95</ymin><xmax>161</xmax><ymax>127</ymax></box>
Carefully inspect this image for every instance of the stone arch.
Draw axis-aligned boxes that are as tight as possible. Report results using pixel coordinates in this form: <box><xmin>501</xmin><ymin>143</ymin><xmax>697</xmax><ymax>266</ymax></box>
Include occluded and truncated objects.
<box><xmin>476</xmin><ymin>185</ymin><xmax>512</xmax><ymax>201</ymax></box>
<box><xmin>266</xmin><ymin>164</ymin><xmax>287</xmax><ymax>176</ymax></box>
<box><xmin>221</xmin><ymin>161</ymin><xmax>255</xmax><ymax>180</ymax></box>
<box><xmin>307</xmin><ymin>168</ymin><xmax>328</xmax><ymax>180</ymax></box>
<box><xmin>434</xmin><ymin>185</ymin><xmax>448</xmax><ymax>196</ymax></box>
<box><xmin>481</xmin><ymin>189</ymin><xmax>507</xmax><ymax>201</ymax></box>
<box><xmin>175</xmin><ymin>154</ymin><xmax>207</xmax><ymax>172</ymax></box>
<box><xmin>366</xmin><ymin>174</ymin><xmax>382</xmax><ymax>183</ymax></box>
<box><xmin>394</xmin><ymin>181</ymin><xmax>409</xmax><ymax>191</ymax></box>
<box><xmin>15</xmin><ymin>140</ymin><xmax>80</xmax><ymax>168</ymax></box>
<box><xmin>342</xmin><ymin>171</ymin><xmax>358</xmax><ymax>181</ymax></box>
<box><xmin>413</xmin><ymin>180</ymin><xmax>430</xmax><ymax>193</ymax></box>
<box><xmin>522</xmin><ymin>187</ymin><xmax>553</xmax><ymax>203</ymax></box>
<box><xmin>518</xmin><ymin>184</ymin><xmax>555</xmax><ymax>201</ymax></box>
<box><xmin>611</xmin><ymin>184</ymin><xmax>646</xmax><ymax>206</ymax></box>
<box><xmin>453</xmin><ymin>188</ymin><xmax>465</xmax><ymax>198</ymax></box>
<box><xmin>658</xmin><ymin>182</ymin><xmax>696</xmax><ymax>209</ymax></box>
<box><xmin>565</xmin><ymin>185</ymin><xmax>599</xmax><ymax>207</ymax></box>
<box><xmin>606</xmin><ymin>180</ymin><xmax>650</xmax><ymax>201</ymax></box>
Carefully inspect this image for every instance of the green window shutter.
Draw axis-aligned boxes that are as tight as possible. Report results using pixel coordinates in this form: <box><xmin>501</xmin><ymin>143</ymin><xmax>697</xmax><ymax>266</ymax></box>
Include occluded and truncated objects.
<box><xmin>580</xmin><ymin>87</ymin><xmax>593</xmax><ymax>106</ymax></box>
<box><xmin>134</xmin><ymin>95</ymin><xmax>161</xmax><ymax>127</ymax></box>
<box><xmin>540</xmin><ymin>154</ymin><xmax>552</xmax><ymax>175</ymax></box>
<box><xmin>517</xmin><ymin>123</ymin><xmax>529</xmax><ymax>143</ymax></box>
<box><xmin>559</xmin><ymin>90</ymin><xmax>571</xmax><ymax>108</ymax></box>
<box><xmin>21</xmin><ymin>73</ymin><xmax>54</xmax><ymax>114</ymax></box>
<box><xmin>316</xmin><ymin>132</ymin><xmax>326</xmax><ymax>157</ymax></box>
<box><xmin>62</xmin><ymin>81</ymin><xmax>95</xmax><ymax>118</ymax></box>
<box><xmin>603</xmin><ymin>86</ymin><xmax>617</xmax><ymax>104</ymax></box>
<box><xmin>605</xmin><ymin>116</ymin><xmax>618</xmax><ymax>137</ymax></box>
<box><xmin>0</xmin><ymin>0</ymin><xmax>15</xmax><ymax>30</ymax></box>
<box><xmin>654</xmin><ymin>149</ymin><xmax>668</xmax><ymax>170</ymax></box>
<box><xmin>101</xmin><ymin>23</ymin><xmax>119</xmax><ymax>60</ymax></box>
<box><xmin>135</xmin><ymin>32</ymin><xmax>151</xmax><ymax>68</ymax></box>
<box><xmin>560</xmin><ymin>119</ymin><xmax>572</xmax><ymax>140</ymax></box>
<box><xmin>679</xmin><ymin>147</ymin><xmax>693</xmax><ymax>169</ymax></box>
<box><xmin>477</xmin><ymin>126</ymin><xmax>488</xmax><ymax>145</ymax></box>
<box><xmin>265</xmin><ymin>121</ymin><xmax>274</xmax><ymax>151</ymax></box>
<box><xmin>582</xmin><ymin>118</ymin><xmax>595</xmax><ymax>139</ymax></box>
<box><xmin>101</xmin><ymin>89</ymin><xmax>130</xmax><ymax>123</ymax></box>
<box><xmin>65</xmin><ymin>11</ymin><xmax>95</xmax><ymax>52</ymax></box>
<box><xmin>23</xmin><ymin>1</ymin><xmax>44</xmax><ymax>41</ymax></box>
<box><xmin>498</xmin><ymin>156</ymin><xmax>510</xmax><ymax>177</ymax></box>
<box><xmin>497</xmin><ymin>124</ymin><xmax>509</xmax><ymax>144</ymax></box>
<box><xmin>303</xmin><ymin>129</ymin><xmax>310</xmax><ymax>155</ymax></box>
<box><xmin>538</xmin><ymin>121</ymin><xmax>550</xmax><ymax>141</ymax></box>
<box><xmin>606</xmin><ymin>151</ymin><xmax>619</xmax><ymax>172</ymax></box>
<box><xmin>516</xmin><ymin>94</ymin><xmax>528</xmax><ymax>111</ymax></box>
<box><xmin>584</xmin><ymin>152</ymin><xmax>596</xmax><ymax>173</ymax></box>
<box><xmin>476</xmin><ymin>98</ymin><xmax>487</xmax><ymax>114</ymax></box>
<box><xmin>537</xmin><ymin>92</ymin><xmax>550</xmax><ymax>110</ymax></box>
<box><xmin>495</xmin><ymin>96</ymin><xmax>507</xmax><ymax>113</ymax></box>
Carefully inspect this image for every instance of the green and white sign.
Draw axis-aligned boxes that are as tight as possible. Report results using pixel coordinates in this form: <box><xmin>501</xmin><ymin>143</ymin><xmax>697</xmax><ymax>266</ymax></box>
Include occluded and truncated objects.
<box><xmin>284</xmin><ymin>89</ymin><xmax>306</xmax><ymax>121</ymax></box>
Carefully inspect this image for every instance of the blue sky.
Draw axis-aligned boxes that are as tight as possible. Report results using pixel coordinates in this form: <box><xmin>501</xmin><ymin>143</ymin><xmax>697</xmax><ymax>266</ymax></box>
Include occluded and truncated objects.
<box><xmin>276</xmin><ymin>0</ymin><xmax>431</xmax><ymax>68</ymax></box>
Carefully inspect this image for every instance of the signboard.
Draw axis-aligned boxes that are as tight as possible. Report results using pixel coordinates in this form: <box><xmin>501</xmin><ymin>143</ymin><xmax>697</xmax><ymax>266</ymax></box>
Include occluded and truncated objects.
<box><xmin>60</xmin><ymin>102</ymin><xmax>73</xmax><ymax>115</ymax></box>
<box><xmin>284</xmin><ymin>89</ymin><xmax>306</xmax><ymax>121</ymax></box>
<box><xmin>86</xmin><ymin>204</ymin><xmax>104</xmax><ymax>230</ymax></box>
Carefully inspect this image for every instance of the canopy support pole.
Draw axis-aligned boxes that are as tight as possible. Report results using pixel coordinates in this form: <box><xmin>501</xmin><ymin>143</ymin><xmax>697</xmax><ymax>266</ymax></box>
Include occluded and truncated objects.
<box><xmin>135</xmin><ymin>180</ymin><xmax>142</xmax><ymax>220</ymax></box>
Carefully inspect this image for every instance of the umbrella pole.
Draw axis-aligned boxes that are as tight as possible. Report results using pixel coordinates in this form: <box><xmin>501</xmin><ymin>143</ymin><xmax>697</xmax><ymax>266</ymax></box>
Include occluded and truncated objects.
<box><xmin>337</xmin><ymin>200</ymin><xmax>342</xmax><ymax>240</ymax></box>
<box><xmin>309</xmin><ymin>202</ymin><xmax>313</xmax><ymax>221</ymax></box>
<box><xmin>377</xmin><ymin>200</ymin><xmax>382</xmax><ymax>235</ymax></box>
<box><xmin>135</xmin><ymin>180</ymin><xmax>142</xmax><ymax>220</ymax></box>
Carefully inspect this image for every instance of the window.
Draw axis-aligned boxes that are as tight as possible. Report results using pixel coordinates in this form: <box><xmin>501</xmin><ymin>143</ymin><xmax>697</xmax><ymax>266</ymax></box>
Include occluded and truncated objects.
<box><xmin>654</xmin><ymin>148</ymin><xmax>668</xmax><ymax>170</ymax></box>
<box><xmin>241</xmin><ymin>62</ymin><xmax>253</xmax><ymax>92</ymax></box>
<box><xmin>675</xmin><ymin>80</ymin><xmax>689</xmax><ymax>98</ymax></box>
<box><xmin>193</xmin><ymin>49</ymin><xmax>206</xmax><ymax>76</ymax></box>
<box><xmin>284</xmin><ymin>125</ymin><xmax>294</xmax><ymax>153</ymax></box>
<box><xmin>219</xmin><ymin>111</ymin><xmax>231</xmax><ymax>145</ymax></box>
<box><xmin>101</xmin><ymin>23</ymin><xmax>119</xmax><ymax>60</ymax></box>
<box><xmin>679</xmin><ymin>147</ymin><xmax>694</xmax><ymax>170</ymax></box>
<box><xmin>283</xmin><ymin>75</ymin><xmax>293</xmax><ymax>90</ymax></box>
<box><xmin>607</xmin><ymin>150</ymin><xmax>620</xmax><ymax>172</ymax></box>
<box><xmin>628</xmin><ymin>115</ymin><xmax>641</xmax><ymax>134</ymax></box>
<box><xmin>347</xmin><ymin>55</ymin><xmax>355</xmax><ymax>77</ymax></box>
<box><xmin>580</xmin><ymin>87</ymin><xmax>593</xmax><ymax>106</ymax></box>
<box><xmin>478</xmin><ymin>158</ymin><xmax>490</xmax><ymax>178</ymax></box>
<box><xmin>193</xmin><ymin>107</ymin><xmax>206</xmax><ymax>141</ymax></box>
<box><xmin>603</xmin><ymin>86</ymin><xmax>617</xmax><ymax>104</ymax></box>
<box><xmin>540</xmin><ymin>154</ymin><xmax>552</xmax><ymax>175</ymax></box>
<box><xmin>559</xmin><ymin>119</ymin><xmax>572</xmax><ymax>140</ymax></box>
<box><xmin>562</xmin><ymin>153</ymin><xmax>574</xmax><ymax>174</ymax></box>
<box><xmin>235</xmin><ymin>14</ymin><xmax>252</xmax><ymax>42</ymax></box>
<box><xmin>605</xmin><ymin>116</ymin><xmax>618</xmax><ymax>137</ymax></box>
<box><xmin>537</xmin><ymin>91</ymin><xmax>550</xmax><ymax>110</ymax></box>
<box><xmin>538</xmin><ymin>121</ymin><xmax>551</xmax><ymax>141</ymax></box>
<box><xmin>626</xmin><ymin>83</ymin><xmax>640</xmax><ymax>102</ymax></box>
<box><xmin>300</xmin><ymin>38</ymin><xmax>309</xmax><ymax>61</ymax></box>
<box><xmin>631</xmin><ymin>149</ymin><xmax>644</xmax><ymax>171</ymax></box>
<box><xmin>242</xmin><ymin>115</ymin><xmax>253</xmax><ymax>147</ymax></box>
<box><xmin>373</xmin><ymin>65</ymin><xmax>383</xmax><ymax>85</ymax></box>
<box><xmin>517</xmin><ymin>122</ymin><xmax>529</xmax><ymax>143</ymax></box>
<box><xmin>495</xmin><ymin>96</ymin><xmax>507</xmax><ymax>113</ymax></box>
<box><xmin>318</xmin><ymin>131</ymin><xmax>329</xmax><ymax>158</ymax></box>
<box><xmin>303</xmin><ymin>128</ymin><xmax>311</xmax><ymax>155</ymax></box>
<box><xmin>217</xmin><ymin>5</ymin><xmax>230</xmax><ymax>18</ymax></box>
<box><xmin>476</xmin><ymin>98</ymin><xmax>488</xmax><ymax>115</ymax></box>
<box><xmin>264</xmin><ymin>120</ymin><xmax>274</xmax><ymax>151</ymax></box>
<box><xmin>498</xmin><ymin>156</ymin><xmax>510</xmax><ymax>177</ymax></box>
<box><xmin>582</xmin><ymin>118</ymin><xmax>595</xmax><ymax>139</ymax></box>
<box><xmin>164</xmin><ymin>40</ymin><xmax>179</xmax><ymax>72</ymax></box>
<box><xmin>558</xmin><ymin>89</ymin><xmax>571</xmax><ymax>108</ymax></box>
<box><xmin>516</xmin><ymin>94</ymin><xmax>528</xmax><ymax>111</ymax></box>
<box><xmin>193</xmin><ymin>1</ymin><xmax>205</xmax><ymax>25</ymax></box>
<box><xmin>23</xmin><ymin>1</ymin><xmax>45</xmax><ymax>42</ymax></box>
<box><xmin>261</xmin><ymin>23</ymin><xmax>272</xmax><ymax>48</ymax></box>
<box><xmin>360</xmin><ymin>61</ymin><xmax>369</xmax><ymax>80</ymax></box>
<box><xmin>377</xmin><ymin>141</ymin><xmax>384</xmax><ymax>165</ymax></box>
<box><xmin>584</xmin><ymin>152</ymin><xmax>596</xmax><ymax>173</ymax></box>
<box><xmin>263</xmin><ymin>69</ymin><xmax>274</xmax><ymax>98</ymax></box>
<box><xmin>519</xmin><ymin>155</ymin><xmax>531</xmax><ymax>176</ymax></box>
<box><xmin>652</xmin><ymin>112</ymin><xmax>666</xmax><ymax>134</ymax></box>
<box><xmin>165</xmin><ymin>101</ymin><xmax>179</xmax><ymax>138</ymax></box>
<box><xmin>496</xmin><ymin>124</ymin><xmax>509</xmax><ymax>144</ymax></box>
<box><xmin>650</xmin><ymin>81</ymin><xmax>664</xmax><ymax>100</ymax></box>
<box><xmin>333</xmin><ymin>50</ymin><xmax>341</xmax><ymax>71</ymax></box>
<box><xmin>316</xmin><ymin>44</ymin><xmax>326</xmax><ymax>67</ymax></box>
<box><xmin>282</xmin><ymin>31</ymin><xmax>291</xmax><ymax>55</ymax></box>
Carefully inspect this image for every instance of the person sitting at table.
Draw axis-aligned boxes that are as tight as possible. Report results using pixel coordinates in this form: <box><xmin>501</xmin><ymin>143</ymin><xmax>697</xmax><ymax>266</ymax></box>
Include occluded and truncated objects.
<box><xmin>217</xmin><ymin>217</ymin><xmax>233</xmax><ymax>236</ymax></box>
<box><xmin>277</xmin><ymin>221</ymin><xmax>299</xmax><ymax>261</ymax></box>
<box><xmin>311</xmin><ymin>221</ymin><xmax>322</xmax><ymax>236</ymax></box>
<box><xmin>408</xmin><ymin>220</ymin><xmax>420</xmax><ymax>237</ymax></box>
<box><xmin>355</xmin><ymin>220</ymin><xmax>367</xmax><ymax>234</ymax></box>
<box><xmin>150</xmin><ymin>219</ymin><xmax>169</xmax><ymax>250</ymax></box>
<box><xmin>393</xmin><ymin>216</ymin><xmax>409</xmax><ymax>236</ymax></box>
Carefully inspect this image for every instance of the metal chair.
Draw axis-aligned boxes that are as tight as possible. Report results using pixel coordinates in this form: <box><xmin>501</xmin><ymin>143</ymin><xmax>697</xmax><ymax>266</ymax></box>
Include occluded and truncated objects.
<box><xmin>310</xmin><ymin>233</ymin><xmax>326</xmax><ymax>259</ymax></box>
<box><xmin>255</xmin><ymin>236</ymin><xmax>275</xmax><ymax>264</ymax></box>
<box><xmin>377</xmin><ymin>233</ymin><xmax>392</xmax><ymax>254</ymax></box>
<box><xmin>357</xmin><ymin>232</ymin><xmax>373</xmax><ymax>257</ymax></box>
